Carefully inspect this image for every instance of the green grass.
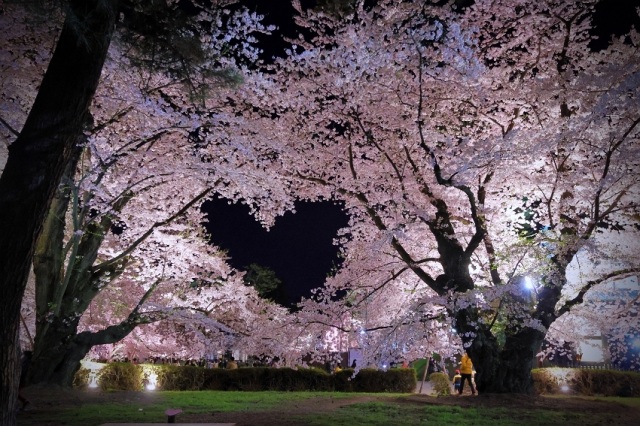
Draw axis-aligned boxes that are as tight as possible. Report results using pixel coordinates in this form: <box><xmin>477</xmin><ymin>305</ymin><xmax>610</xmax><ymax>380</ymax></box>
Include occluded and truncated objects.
<box><xmin>303</xmin><ymin>401</ymin><xmax>585</xmax><ymax>426</ymax></box>
<box><xmin>546</xmin><ymin>394</ymin><xmax>640</xmax><ymax>408</ymax></box>
<box><xmin>163</xmin><ymin>390</ymin><xmax>352</xmax><ymax>412</ymax></box>
<box><xmin>18</xmin><ymin>390</ymin><xmax>640</xmax><ymax>426</ymax></box>
<box><xmin>591</xmin><ymin>396</ymin><xmax>640</xmax><ymax>408</ymax></box>
<box><xmin>19</xmin><ymin>391</ymin><xmax>374</xmax><ymax>425</ymax></box>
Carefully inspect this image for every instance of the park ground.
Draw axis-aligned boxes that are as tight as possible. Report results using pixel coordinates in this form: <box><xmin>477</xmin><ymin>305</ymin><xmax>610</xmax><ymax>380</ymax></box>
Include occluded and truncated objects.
<box><xmin>17</xmin><ymin>384</ymin><xmax>640</xmax><ymax>426</ymax></box>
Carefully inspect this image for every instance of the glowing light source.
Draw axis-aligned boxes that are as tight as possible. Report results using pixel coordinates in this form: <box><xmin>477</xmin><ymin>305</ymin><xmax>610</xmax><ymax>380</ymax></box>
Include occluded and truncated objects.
<box><xmin>524</xmin><ymin>276</ymin><xmax>535</xmax><ymax>291</ymax></box>
<box><xmin>145</xmin><ymin>370</ymin><xmax>158</xmax><ymax>391</ymax></box>
<box><xmin>81</xmin><ymin>360</ymin><xmax>105</xmax><ymax>390</ymax></box>
<box><xmin>88</xmin><ymin>371</ymin><xmax>98</xmax><ymax>389</ymax></box>
<box><xmin>546</xmin><ymin>368</ymin><xmax>576</xmax><ymax>393</ymax></box>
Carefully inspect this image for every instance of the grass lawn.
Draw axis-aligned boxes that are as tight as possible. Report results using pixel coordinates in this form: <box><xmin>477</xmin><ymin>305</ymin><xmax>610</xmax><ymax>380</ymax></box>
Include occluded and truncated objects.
<box><xmin>307</xmin><ymin>402</ymin><xmax>589</xmax><ymax>426</ymax></box>
<box><xmin>17</xmin><ymin>390</ymin><xmax>640</xmax><ymax>426</ymax></box>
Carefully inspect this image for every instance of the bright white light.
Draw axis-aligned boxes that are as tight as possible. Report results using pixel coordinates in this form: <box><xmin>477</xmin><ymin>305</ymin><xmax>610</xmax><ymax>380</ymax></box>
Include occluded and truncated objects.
<box><xmin>88</xmin><ymin>374</ymin><xmax>98</xmax><ymax>389</ymax></box>
<box><xmin>146</xmin><ymin>371</ymin><xmax>158</xmax><ymax>391</ymax></box>
<box><xmin>524</xmin><ymin>276</ymin><xmax>535</xmax><ymax>291</ymax></box>
<box><xmin>561</xmin><ymin>385</ymin><xmax>570</xmax><ymax>392</ymax></box>
<box><xmin>360</xmin><ymin>329</ymin><xmax>366</xmax><ymax>335</ymax></box>
<box><xmin>81</xmin><ymin>360</ymin><xmax>105</xmax><ymax>389</ymax></box>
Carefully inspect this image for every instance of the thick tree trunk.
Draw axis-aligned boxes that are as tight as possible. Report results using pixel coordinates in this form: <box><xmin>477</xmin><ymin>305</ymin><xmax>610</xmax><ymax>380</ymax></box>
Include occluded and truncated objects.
<box><xmin>425</xmin><ymin>197</ymin><xmax>553</xmax><ymax>394</ymax></box>
<box><xmin>0</xmin><ymin>1</ymin><xmax>118</xmax><ymax>422</ymax></box>
<box><xmin>454</xmin><ymin>307</ymin><xmax>545</xmax><ymax>394</ymax></box>
<box><xmin>473</xmin><ymin>327</ymin><xmax>544</xmax><ymax>394</ymax></box>
<box><xmin>27</xmin><ymin>318</ymin><xmax>90</xmax><ymax>387</ymax></box>
<box><xmin>28</xmin><ymin>318</ymin><xmax>141</xmax><ymax>387</ymax></box>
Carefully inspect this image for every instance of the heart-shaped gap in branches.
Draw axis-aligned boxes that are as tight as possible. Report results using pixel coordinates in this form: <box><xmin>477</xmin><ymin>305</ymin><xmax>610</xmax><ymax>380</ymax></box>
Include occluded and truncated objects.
<box><xmin>202</xmin><ymin>197</ymin><xmax>349</xmax><ymax>308</ymax></box>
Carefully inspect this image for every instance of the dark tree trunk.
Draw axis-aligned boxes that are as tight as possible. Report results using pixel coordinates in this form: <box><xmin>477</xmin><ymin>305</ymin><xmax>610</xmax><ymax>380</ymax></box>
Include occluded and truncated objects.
<box><xmin>453</xmin><ymin>308</ymin><xmax>544</xmax><ymax>394</ymax></box>
<box><xmin>470</xmin><ymin>325</ymin><xmax>544</xmax><ymax>394</ymax></box>
<box><xmin>28</xmin><ymin>317</ymin><xmax>142</xmax><ymax>387</ymax></box>
<box><xmin>429</xmin><ymin>212</ymin><xmax>548</xmax><ymax>395</ymax></box>
<box><xmin>0</xmin><ymin>1</ymin><xmax>118</xmax><ymax>422</ymax></box>
<box><xmin>26</xmin><ymin>317</ymin><xmax>88</xmax><ymax>387</ymax></box>
<box><xmin>451</xmin><ymin>275</ymin><xmax>559</xmax><ymax>395</ymax></box>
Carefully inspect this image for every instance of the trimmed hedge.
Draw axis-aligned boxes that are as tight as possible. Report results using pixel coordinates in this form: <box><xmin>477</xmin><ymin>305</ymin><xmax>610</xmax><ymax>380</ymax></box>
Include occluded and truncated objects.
<box><xmin>98</xmin><ymin>362</ymin><xmax>143</xmax><ymax>391</ymax></box>
<box><xmin>334</xmin><ymin>368</ymin><xmax>416</xmax><ymax>393</ymax></box>
<box><xmin>532</xmin><ymin>368</ymin><xmax>640</xmax><ymax>397</ymax></box>
<box><xmin>531</xmin><ymin>368</ymin><xmax>560</xmax><ymax>394</ymax></box>
<box><xmin>77</xmin><ymin>363</ymin><xmax>638</xmax><ymax>396</ymax></box>
<box><xmin>157</xmin><ymin>365</ymin><xmax>208</xmax><ymax>390</ymax></box>
<box><xmin>81</xmin><ymin>364</ymin><xmax>415</xmax><ymax>392</ymax></box>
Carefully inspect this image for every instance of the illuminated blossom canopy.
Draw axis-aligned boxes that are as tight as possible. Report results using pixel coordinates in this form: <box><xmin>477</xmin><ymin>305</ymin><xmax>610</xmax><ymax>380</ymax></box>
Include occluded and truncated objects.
<box><xmin>224</xmin><ymin>0</ymin><xmax>639</xmax><ymax>390</ymax></box>
<box><xmin>1</xmin><ymin>0</ymin><xmax>638</xmax><ymax>396</ymax></box>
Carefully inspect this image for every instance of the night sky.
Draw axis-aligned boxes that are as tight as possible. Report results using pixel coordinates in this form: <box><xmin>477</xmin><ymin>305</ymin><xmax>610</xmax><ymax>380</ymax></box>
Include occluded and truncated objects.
<box><xmin>203</xmin><ymin>198</ymin><xmax>349</xmax><ymax>307</ymax></box>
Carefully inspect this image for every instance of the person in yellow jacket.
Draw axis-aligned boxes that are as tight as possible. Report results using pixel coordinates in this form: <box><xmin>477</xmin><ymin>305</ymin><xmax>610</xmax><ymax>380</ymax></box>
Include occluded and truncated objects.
<box><xmin>458</xmin><ymin>352</ymin><xmax>476</xmax><ymax>395</ymax></box>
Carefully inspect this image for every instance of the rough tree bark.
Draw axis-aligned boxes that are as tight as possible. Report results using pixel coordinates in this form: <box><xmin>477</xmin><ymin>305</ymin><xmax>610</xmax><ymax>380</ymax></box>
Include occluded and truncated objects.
<box><xmin>0</xmin><ymin>1</ymin><xmax>118</xmax><ymax>422</ymax></box>
<box><xmin>27</xmin><ymin>148</ymin><xmax>213</xmax><ymax>385</ymax></box>
<box><xmin>432</xmin><ymin>225</ymin><xmax>564</xmax><ymax>394</ymax></box>
<box><xmin>27</xmin><ymin>150</ymin><xmax>124</xmax><ymax>386</ymax></box>
<box><xmin>400</xmin><ymin>183</ymin><xmax>563</xmax><ymax>394</ymax></box>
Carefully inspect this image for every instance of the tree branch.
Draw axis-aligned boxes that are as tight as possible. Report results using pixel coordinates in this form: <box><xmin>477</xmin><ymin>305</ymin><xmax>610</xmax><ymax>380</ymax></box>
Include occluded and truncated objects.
<box><xmin>0</xmin><ymin>115</ymin><xmax>19</xmax><ymax>138</ymax></box>
<box><xmin>93</xmin><ymin>187</ymin><xmax>213</xmax><ymax>273</ymax></box>
<box><xmin>557</xmin><ymin>267</ymin><xmax>640</xmax><ymax>317</ymax></box>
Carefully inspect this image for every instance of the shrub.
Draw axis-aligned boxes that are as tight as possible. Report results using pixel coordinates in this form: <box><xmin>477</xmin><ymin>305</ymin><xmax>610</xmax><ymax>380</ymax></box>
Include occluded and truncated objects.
<box><xmin>232</xmin><ymin>367</ymin><xmax>269</xmax><ymax>391</ymax></box>
<box><xmin>296</xmin><ymin>367</ymin><xmax>333</xmax><ymax>391</ymax></box>
<box><xmin>83</xmin><ymin>362</ymin><xmax>418</xmax><ymax>392</ymax></box>
<box><xmin>353</xmin><ymin>368</ymin><xmax>384</xmax><ymax>392</ymax></box>
<box><xmin>381</xmin><ymin>368</ymin><xmax>416</xmax><ymax>393</ymax></box>
<box><xmin>98</xmin><ymin>362</ymin><xmax>142</xmax><ymax>391</ymax></box>
<box><xmin>72</xmin><ymin>367</ymin><xmax>90</xmax><ymax>390</ymax></box>
<box><xmin>428</xmin><ymin>372</ymin><xmax>451</xmax><ymax>396</ymax></box>
<box><xmin>572</xmin><ymin>369</ymin><xmax>640</xmax><ymax>397</ymax></box>
<box><xmin>337</xmin><ymin>368</ymin><xmax>416</xmax><ymax>393</ymax></box>
<box><xmin>156</xmin><ymin>365</ymin><xmax>207</xmax><ymax>390</ymax></box>
<box><xmin>531</xmin><ymin>368</ymin><xmax>640</xmax><ymax>397</ymax></box>
<box><xmin>531</xmin><ymin>368</ymin><xmax>560</xmax><ymax>395</ymax></box>
<box><xmin>333</xmin><ymin>368</ymin><xmax>356</xmax><ymax>392</ymax></box>
<box><xmin>201</xmin><ymin>367</ymin><xmax>231</xmax><ymax>390</ymax></box>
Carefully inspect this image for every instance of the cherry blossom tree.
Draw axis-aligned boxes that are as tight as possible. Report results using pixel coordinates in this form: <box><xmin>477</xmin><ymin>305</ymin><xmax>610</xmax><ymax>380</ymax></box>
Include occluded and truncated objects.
<box><xmin>1</xmin><ymin>0</ymin><xmax>289</xmax><ymax>393</ymax></box>
<box><xmin>229</xmin><ymin>0</ymin><xmax>640</xmax><ymax>393</ymax></box>
<box><xmin>3</xmin><ymin>1</ymin><xmax>638</xmax><ymax>407</ymax></box>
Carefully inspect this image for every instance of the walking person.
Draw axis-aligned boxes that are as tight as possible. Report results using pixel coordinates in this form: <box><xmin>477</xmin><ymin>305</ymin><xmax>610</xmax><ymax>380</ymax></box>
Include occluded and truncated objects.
<box><xmin>452</xmin><ymin>369</ymin><xmax>462</xmax><ymax>393</ymax></box>
<box><xmin>458</xmin><ymin>351</ymin><xmax>476</xmax><ymax>396</ymax></box>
